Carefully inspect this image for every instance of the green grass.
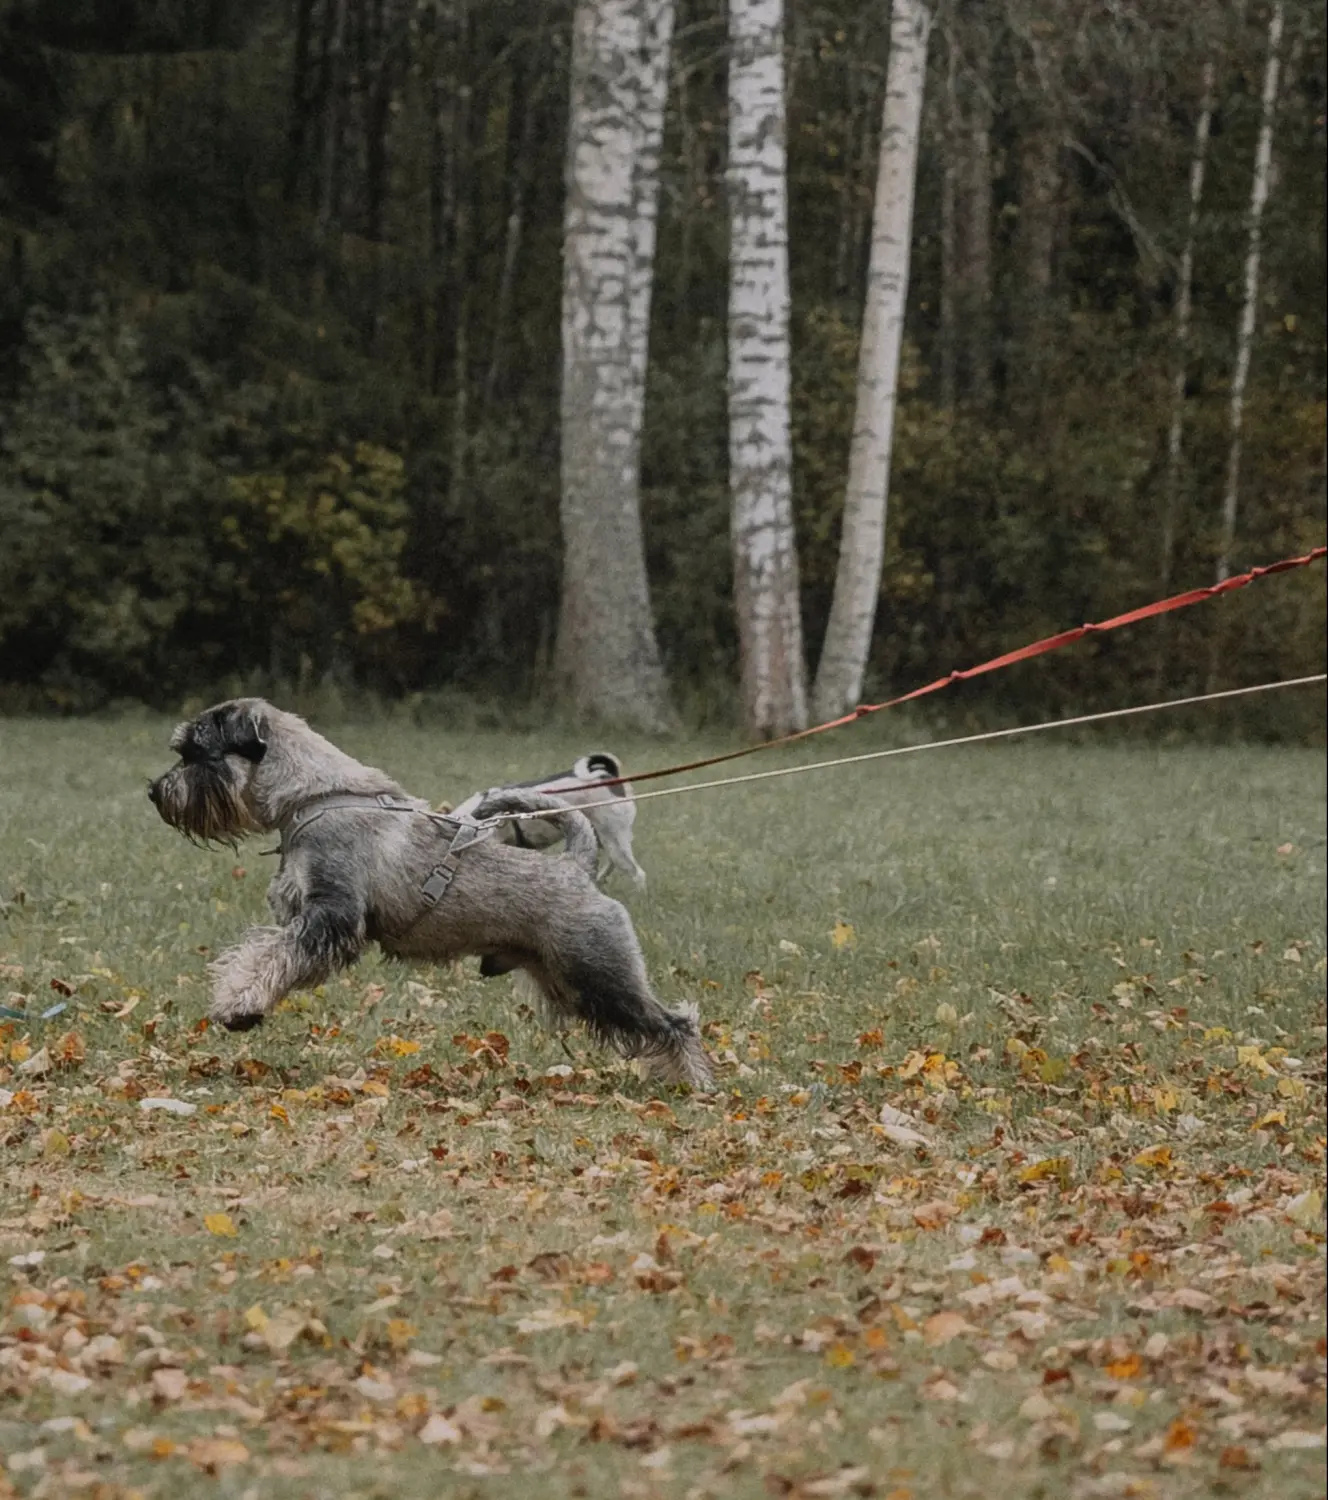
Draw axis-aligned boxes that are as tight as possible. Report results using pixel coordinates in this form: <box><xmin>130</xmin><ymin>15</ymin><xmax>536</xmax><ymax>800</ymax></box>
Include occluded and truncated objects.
<box><xmin>1</xmin><ymin>713</ymin><xmax>1325</xmax><ymax>1500</ymax></box>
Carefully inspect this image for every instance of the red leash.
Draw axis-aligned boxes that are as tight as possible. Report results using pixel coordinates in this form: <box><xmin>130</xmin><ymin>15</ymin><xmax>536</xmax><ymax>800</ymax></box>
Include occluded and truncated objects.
<box><xmin>590</xmin><ymin>545</ymin><xmax>1327</xmax><ymax>790</ymax></box>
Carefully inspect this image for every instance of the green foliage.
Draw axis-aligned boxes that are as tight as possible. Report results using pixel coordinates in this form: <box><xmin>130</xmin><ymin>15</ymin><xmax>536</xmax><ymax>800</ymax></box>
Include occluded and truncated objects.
<box><xmin>0</xmin><ymin>0</ymin><xmax>1323</xmax><ymax>726</ymax></box>
<box><xmin>0</xmin><ymin>304</ymin><xmax>426</xmax><ymax>707</ymax></box>
<box><xmin>0</xmin><ymin>303</ymin><xmax>219</xmax><ymax>704</ymax></box>
<box><xmin>224</xmin><ymin>440</ymin><xmax>426</xmax><ymax>647</ymax></box>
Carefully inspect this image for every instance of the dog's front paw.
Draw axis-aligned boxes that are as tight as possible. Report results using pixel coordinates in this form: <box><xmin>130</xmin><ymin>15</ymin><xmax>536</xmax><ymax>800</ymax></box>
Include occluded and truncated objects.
<box><xmin>220</xmin><ymin>1013</ymin><xmax>265</xmax><ymax>1032</ymax></box>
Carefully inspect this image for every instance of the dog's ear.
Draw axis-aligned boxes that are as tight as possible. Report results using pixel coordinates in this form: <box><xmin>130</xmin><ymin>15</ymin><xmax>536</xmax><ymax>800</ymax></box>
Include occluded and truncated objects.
<box><xmin>222</xmin><ymin>708</ymin><xmax>268</xmax><ymax>763</ymax></box>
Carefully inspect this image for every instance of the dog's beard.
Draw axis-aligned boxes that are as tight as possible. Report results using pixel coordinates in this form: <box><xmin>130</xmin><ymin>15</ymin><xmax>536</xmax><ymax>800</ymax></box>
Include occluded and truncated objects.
<box><xmin>152</xmin><ymin>762</ymin><xmax>260</xmax><ymax>845</ymax></box>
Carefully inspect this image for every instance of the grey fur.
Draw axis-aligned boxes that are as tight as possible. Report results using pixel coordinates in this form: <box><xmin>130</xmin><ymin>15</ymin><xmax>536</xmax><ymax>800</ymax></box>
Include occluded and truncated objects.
<box><xmin>147</xmin><ymin>699</ymin><xmax>711</xmax><ymax>1088</ymax></box>
<box><xmin>450</xmin><ymin>752</ymin><xmax>646</xmax><ymax>888</ymax></box>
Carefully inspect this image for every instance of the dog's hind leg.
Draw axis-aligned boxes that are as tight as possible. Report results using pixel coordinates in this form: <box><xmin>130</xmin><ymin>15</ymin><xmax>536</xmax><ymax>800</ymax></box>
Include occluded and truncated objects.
<box><xmin>544</xmin><ymin>904</ymin><xmax>711</xmax><ymax>1087</ymax></box>
<box><xmin>209</xmin><ymin>899</ymin><xmax>365</xmax><ymax>1031</ymax></box>
<box><xmin>596</xmin><ymin>818</ymin><xmax>647</xmax><ymax>888</ymax></box>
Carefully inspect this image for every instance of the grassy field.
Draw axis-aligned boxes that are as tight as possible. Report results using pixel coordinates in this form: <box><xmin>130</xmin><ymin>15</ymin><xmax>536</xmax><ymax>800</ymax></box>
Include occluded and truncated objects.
<box><xmin>1</xmin><ymin>711</ymin><xmax>1325</xmax><ymax>1500</ymax></box>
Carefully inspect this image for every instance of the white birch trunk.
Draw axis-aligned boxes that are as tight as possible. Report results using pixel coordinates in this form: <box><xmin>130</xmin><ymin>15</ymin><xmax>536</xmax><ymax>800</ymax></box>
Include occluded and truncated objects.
<box><xmin>1216</xmin><ymin>2</ymin><xmax>1283</xmax><ymax>584</ymax></box>
<box><xmin>557</xmin><ymin>0</ymin><xmax>674</xmax><ymax>729</ymax></box>
<box><xmin>812</xmin><ymin>0</ymin><xmax>932</xmax><ymax>722</ymax></box>
<box><xmin>1159</xmin><ymin>60</ymin><xmax>1215</xmax><ymax>595</ymax></box>
<box><xmin>727</xmin><ymin>0</ymin><xmax>808</xmax><ymax>738</ymax></box>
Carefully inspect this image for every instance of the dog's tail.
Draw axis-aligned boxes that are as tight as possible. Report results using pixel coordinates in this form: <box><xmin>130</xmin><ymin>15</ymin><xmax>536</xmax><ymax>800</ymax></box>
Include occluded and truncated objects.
<box><xmin>473</xmin><ymin>789</ymin><xmax>598</xmax><ymax>878</ymax></box>
<box><xmin>574</xmin><ymin>751</ymin><xmax>630</xmax><ymax>799</ymax></box>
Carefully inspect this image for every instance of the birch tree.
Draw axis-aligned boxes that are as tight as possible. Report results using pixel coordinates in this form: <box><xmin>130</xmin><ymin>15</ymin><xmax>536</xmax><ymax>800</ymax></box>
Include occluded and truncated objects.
<box><xmin>557</xmin><ymin>0</ymin><xmax>674</xmax><ymax>729</ymax></box>
<box><xmin>1216</xmin><ymin>2</ymin><xmax>1284</xmax><ymax>584</ymax></box>
<box><xmin>1158</xmin><ymin>59</ymin><xmax>1216</xmax><ymax>597</ymax></box>
<box><xmin>812</xmin><ymin>0</ymin><xmax>933</xmax><ymax>722</ymax></box>
<box><xmin>727</xmin><ymin>0</ymin><xmax>808</xmax><ymax>738</ymax></box>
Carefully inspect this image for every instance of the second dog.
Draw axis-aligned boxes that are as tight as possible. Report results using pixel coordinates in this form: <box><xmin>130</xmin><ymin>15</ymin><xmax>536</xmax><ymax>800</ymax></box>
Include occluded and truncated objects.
<box><xmin>450</xmin><ymin>752</ymin><xmax>646</xmax><ymax>888</ymax></box>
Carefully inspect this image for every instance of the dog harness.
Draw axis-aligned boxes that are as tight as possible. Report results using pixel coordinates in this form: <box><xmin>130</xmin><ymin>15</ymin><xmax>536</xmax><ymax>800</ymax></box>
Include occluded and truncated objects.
<box><xmin>279</xmin><ymin>791</ymin><xmax>495</xmax><ymax>908</ymax></box>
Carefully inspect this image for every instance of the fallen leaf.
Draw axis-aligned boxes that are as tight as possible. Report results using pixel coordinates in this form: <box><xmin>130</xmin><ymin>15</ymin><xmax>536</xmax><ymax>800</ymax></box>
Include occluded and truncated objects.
<box><xmin>188</xmin><ymin>1438</ymin><xmax>249</xmax><ymax>1471</ymax></box>
<box><xmin>922</xmin><ymin>1311</ymin><xmax>973</xmax><ymax>1347</ymax></box>
<box><xmin>139</xmin><ymin>1098</ymin><xmax>197</xmax><ymax>1117</ymax></box>
<box><xmin>418</xmin><ymin>1413</ymin><xmax>463</xmax><ymax>1445</ymax></box>
<box><xmin>204</xmin><ymin>1213</ymin><xmax>238</xmax><ymax>1238</ymax></box>
<box><xmin>151</xmin><ymin>1367</ymin><xmax>188</xmax><ymax>1402</ymax></box>
<box><xmin>1131</xmin><ymin>1145</ymin><xmax>1173</xmax><ymax>1170</ymax></box>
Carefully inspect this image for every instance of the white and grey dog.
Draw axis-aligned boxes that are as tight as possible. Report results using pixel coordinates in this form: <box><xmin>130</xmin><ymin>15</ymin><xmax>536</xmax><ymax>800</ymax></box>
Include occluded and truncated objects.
<box><xmin>449</xmin><ymin>752</ymin><xmax>646</xmax><ymax>888</ymax></box>
<box><xmin>147</xmin><ymin>699</ymin><xmax>711</xmax><ymax>1087</ymax></box>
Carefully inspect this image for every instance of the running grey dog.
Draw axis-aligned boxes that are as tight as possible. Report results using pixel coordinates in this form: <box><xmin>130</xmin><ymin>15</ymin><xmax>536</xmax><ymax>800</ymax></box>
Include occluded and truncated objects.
<box><xmin>449</xmin><ymin>752</ymin><xmax>646</xmax><ymax>888</ymax></box>
<box><xmin>146</xmin><ymin>699</ymin><xmax>711</xmax><ymax>1087</ymax></box>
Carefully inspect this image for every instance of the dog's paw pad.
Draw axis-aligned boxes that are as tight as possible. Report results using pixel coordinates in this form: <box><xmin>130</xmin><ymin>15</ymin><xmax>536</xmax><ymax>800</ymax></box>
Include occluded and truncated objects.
<box><xmin>220</xmin><ymin>1014</ymin><xmax>265</xmax><ymax>1032</ymax></box>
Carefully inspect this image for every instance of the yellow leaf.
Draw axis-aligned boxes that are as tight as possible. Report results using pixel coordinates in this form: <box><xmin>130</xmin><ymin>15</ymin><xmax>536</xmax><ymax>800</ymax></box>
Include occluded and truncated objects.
<box><xmin>386</xmin><ymin>1319</ymin><xmax>417</xmax><ymax>1350</ymax></box>
<box><xmin>1151</xmin><ymin>1086</ymin><xmax>1178</xmax><ymax>1114</ymax></box>
<box><xmin>243</xmin><ymin>1304</ymin><xmax>269</xmax><ymax>1331</ymax></box>
<box><xmin>1203</xmin><ymin>1027</ymin><xmax>1232</xmax><ymax>1043</ymax></box>
<box><xmin>1253</xmin><ymin>1111</ymin><xmax>1286</xmax><ymax>1130</ymax></box>
<box><xmin>1131</xmin><ymin>1145</ymin><xmax>1172</xmax><ymax>1170</ymax></box>
<box><xmin>1046</xmin><ymin>1253</ymin><xmax>1072</xmax><ymax>1274</ymax></box>
<box><xmin>831</xmin><ymin>920</ymin><xmax>855</xmax><ymax>950</ymax></box>
<box><xmin>205</xmin><ymin>1212</ymin><xmax>238</xmax><ymax>1237</ymax></box>
<box><xmin>269</xmin><ymin>1103</ymin><xmax>290</xmax><ymax>1125</ymax></box>
<box><xmin>824</xmin><ymin>1342</ymin><xmax>856</xmax><ymax>1367</ymax></box>
<box><xmin>9</xmin><ymin>1040</ymin><xmax>31</xmax><ymax>1064</ymax></box>
<box><xmin>377</xmin><ymin>1035</ymin><xmax>422</xmax><ymax>1057</ymax></box>
<box><xmin>1019</xmin><ymin>1156</ymin><xmax>1072</xmax><ymax>1186</ymax></box>
<box><xmin>1236</xmin><ymin>1045</ymin><xmax>1275</xmax><ymax>1076</ymax></box>
<box><xmin>42</xmin><ymin>1128</ymin><xmax>71</xmax><ymax>1158</ymax></box>
<box><xmin>1276</xmin><ymin>1077</ymin><xmax>1306</xmax><ymax>1100</ymax></box>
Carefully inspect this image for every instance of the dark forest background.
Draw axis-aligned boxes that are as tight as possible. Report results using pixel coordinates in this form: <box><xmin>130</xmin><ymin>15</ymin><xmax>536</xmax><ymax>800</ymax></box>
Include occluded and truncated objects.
<box><xmin>0</xmin><ymin>0</ymin><xmax>1324</xmax><ymax>726</ymax></box>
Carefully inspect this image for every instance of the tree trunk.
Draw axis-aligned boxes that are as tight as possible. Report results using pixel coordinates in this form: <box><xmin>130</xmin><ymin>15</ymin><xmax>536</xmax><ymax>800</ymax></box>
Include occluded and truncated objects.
<box><xmin>449</xmin><ymin>0</ymin><xmax>472</xmax><ymax>512</ymax></box>
<box><xmin>1011</xmin><ymin>113</ymin><xmax>1061</xmax><ymax>416</ymax></box>
<box><xmin>938</xmin><ymin>25</ymin><xmax>958</xmax><ymax>410</ymax></box>
<box><xmin>485</xmin><ymin>59</ymin><xmax>540</xmax><ymax>410</ymax></box>
<box><xmin>626</xmin><ymin>0</ymin><xmax>674</xmax><ymax>398</ymax></box>
<box><xmin>556</xmin><ymin>0</ymin><xmax>674</xmax><ymax>730</ymax></box>
<box><xmin>812</xmin><ymin>0</ymin><xmax>932</xmax><ymax>722</ymax></box>
<box><xmin>284</xmin><ymin>0</ymin><xmax>317</xmax><ymax>205</ymax></box>
<box><xmin>959</xmin><ymin>16</ymin><xmax>993</xmax><ymax>407</ymax></box>
<box><xmin>727</xmin><ymin>0</ymin><xmax>808</xmax><ymax>738</ymax></box>
<box><xmin>1216</xmin><ymin>3</ymin><xmax>1284</xmax><ymax>586</ymax></box>
<box><xmin>1158</xmin><ymin>59</ymin><xmax>1215</xmax><ymax>599</ymax></box>
<box><xmin>313</xmin><ymin>0</ymin><xmax>349</xmax><ymax>304</ymax></box>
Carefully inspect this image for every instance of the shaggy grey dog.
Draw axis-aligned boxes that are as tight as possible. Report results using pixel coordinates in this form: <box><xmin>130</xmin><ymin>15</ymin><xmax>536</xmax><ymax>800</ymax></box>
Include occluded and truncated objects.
<box><xmin>147</xmin><ymin>699</ymin><xmax>712</xmax><ymax>1087</ymax></box>
<box><xmin>449</xmin><ymin>751</ymin><xmax>646</xmax><ymax>888</ymax></box>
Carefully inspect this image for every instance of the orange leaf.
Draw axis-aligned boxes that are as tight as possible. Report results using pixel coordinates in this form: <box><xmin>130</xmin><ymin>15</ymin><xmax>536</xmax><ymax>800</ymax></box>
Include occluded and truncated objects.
<box><xmin>53</xmin><ymin>1030</ymin><xmax>87</xmax><ymax>1068</ymax></box>
<box><xmin>1219</xmin><ymin>1446</ymin><xmax>1255</xmax><ymax>1470</ymax></box>
<box><xmin>1105</xmin><ymin>1352</ymin><xmax>1143</xmax><ymax>1380</ymax></box>
<box><xmin>1164</xmin><ymin>1417</ymin><xmax>1197</xmax><ymax>1452</ymax></box>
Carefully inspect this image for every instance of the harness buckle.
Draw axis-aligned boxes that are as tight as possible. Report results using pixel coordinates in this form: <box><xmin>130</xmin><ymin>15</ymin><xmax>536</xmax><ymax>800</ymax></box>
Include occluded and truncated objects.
<box><xmin>420</xmin><ymin>864</ymin><xmax>457</xmax><ymax>906</ymax></box>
